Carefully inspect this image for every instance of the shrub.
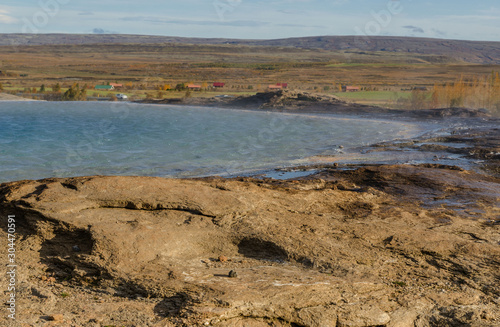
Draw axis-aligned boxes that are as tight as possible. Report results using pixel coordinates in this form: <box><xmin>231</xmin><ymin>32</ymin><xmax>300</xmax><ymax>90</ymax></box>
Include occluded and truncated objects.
<box><xmin>431</xmin><ymin>73</ymin><xmax>500</xmax><ymax>113</ymax></box>
<box><xmin>52</xmin><ymin>83</ymin><xmax>61</xmax><ymax>92</ymax></box>
<box><xmin>62</xmin><ymin>84</ymin><xmax>86</xmax><ymax>101</ymax></box>
<box><xmin>408</xmin><ymin>89</ymin><xmax>429</xmax><ymax>109</ymax></box>
<box><xmin>175</xmin><ymin>83</ymin><xmax>186</xmax><ymax>91</ymax></box>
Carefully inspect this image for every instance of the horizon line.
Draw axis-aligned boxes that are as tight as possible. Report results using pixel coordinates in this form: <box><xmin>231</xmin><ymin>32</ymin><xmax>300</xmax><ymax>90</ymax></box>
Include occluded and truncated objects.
<box><xmin>1</xmin><ymin>33</ymin><xmax>499</xmax><ymax>44</ymax></box>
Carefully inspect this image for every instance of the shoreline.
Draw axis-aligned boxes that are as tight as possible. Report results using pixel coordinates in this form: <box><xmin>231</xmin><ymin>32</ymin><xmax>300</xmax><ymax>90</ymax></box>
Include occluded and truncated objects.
<box><xmin>137</xmin><ymin>89</ymin><xmax>493</xmax><ymax>120</ymax></box>
<box><xmin>0</xmin><ymin>93</ymin><xmax>41</xmax><ymax>101</ymax></box>
<box><xmin>112</xmin><ymin>90</ymin><xmax>500</xmax><ymax>179</ymax></box>
<box><xmin>2</xmin><ymin>89</ymin><xmax>491</xmax><ymax>119</ymax></box>
<box><xmin>1</xmin><ymin>96</ymin><xmax>498</xmax><ymax>182</ymax></box>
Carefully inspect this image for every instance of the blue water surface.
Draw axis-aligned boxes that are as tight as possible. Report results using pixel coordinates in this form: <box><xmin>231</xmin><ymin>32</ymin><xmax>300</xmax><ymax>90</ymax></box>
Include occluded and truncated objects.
<box><xmin>0</xmin><ymin>101</ymin><xmax>423</xmax><ymax>182</ymax></box>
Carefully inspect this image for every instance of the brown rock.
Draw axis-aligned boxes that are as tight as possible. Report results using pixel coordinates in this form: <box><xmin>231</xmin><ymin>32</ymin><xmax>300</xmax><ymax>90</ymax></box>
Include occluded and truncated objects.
<box><xmin>337</xmin><ymin>306</ymin><xmax>390</xmax><ymax>327</ymax></box>
<box><xmin>0</xmin><ymin>163</ymin><xmax>499</xmax><ymax>326</ymax></box>
<box><xmin>31</xmin><ymin>287</ymin><xmax>52</xmax><ymax>299</ymax></box>
<box><xmin>218</xmin><ymin>255</ymin><xmax>228</xmax><ymax>262</ymax></box>
<box><xmin>168</xmin><ymin>270</ymin><xmax>180</xmax><ymax>280</ymax></box>
<box><xmin>296</xmin><ymin>306</ymin><xmax>337</xmax><ymax>327</ymax></box>
<box><xmin>48</xmin><ymin>314</ymin><xmax>64</xmax><ymax>322</ymax></box>
<box><xmin>47</xmin><ymin>277</ymin><xmax>56</xmax><ymax>283</ymax></box>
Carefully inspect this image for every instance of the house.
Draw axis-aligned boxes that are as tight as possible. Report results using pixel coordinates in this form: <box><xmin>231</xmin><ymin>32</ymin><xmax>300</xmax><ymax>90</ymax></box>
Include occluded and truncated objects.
<box><xmin>213</xmin><ymin>82</ymin><xmax>225</xmax><ymax>88</ymax></box>
<box><xmin>276</xmin><ymin>83</ymin><xmax>288</xmax><ymax>88</ymax></box>
<box><xmin>110</xmin><ymin>83</ymin><xmax>123</xmax><ymax>88</ymax></box>
<box><xmin>268</xmin><ymin>84</ymin><xmax>283</xmax><ymax>90</ymax></box>
<box><xmin>95</xmin><ymin>85</ymin><xmax>114</xmax><ymax>90</ymax></box>
<box><xmin>186</xmin><ymin>83</ymin><xmax>201</xmax><ymax>90</ymax></box>
<box><xmin>342</xmin><ymin>86</ymin><xmax>360</xmax><ymax>92</ymax></box>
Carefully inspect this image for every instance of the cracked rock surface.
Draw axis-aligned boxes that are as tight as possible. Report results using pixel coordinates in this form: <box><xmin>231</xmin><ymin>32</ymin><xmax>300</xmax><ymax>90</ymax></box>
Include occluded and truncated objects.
<box><xmin>0</xmin><ymin>165</ymin><xmax>499</xmax><ymax>326</ymax></box>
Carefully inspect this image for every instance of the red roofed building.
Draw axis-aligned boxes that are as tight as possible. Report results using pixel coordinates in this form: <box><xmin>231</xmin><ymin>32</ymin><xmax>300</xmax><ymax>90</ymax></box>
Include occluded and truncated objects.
<box><xmin>186</xmin><ymin>83</ymin><xmax>201</xmax><ymax>90</ymax></box>
<box><xmin>342</xmin><ymin>86</ymin><xmax>360</xmax><ymax>92</ymax></box>
<box><xmin>110</xmin><ymin>83</ymin><xmax>123</xmax><ymax>88</ymax></box>
<box><xmin>268</xmin><ymin>84</ymin><xmax>283</xmax><ymax>90</ymax></box>
<box><xmin>213</xmin><ymin>82</ymin><xmax>225</xmax><ymax>88</ymax></box>
<box><xmin>276</xmin><ymin>83</ymin><xmax>288</xmax><ymax>88</ymax></box>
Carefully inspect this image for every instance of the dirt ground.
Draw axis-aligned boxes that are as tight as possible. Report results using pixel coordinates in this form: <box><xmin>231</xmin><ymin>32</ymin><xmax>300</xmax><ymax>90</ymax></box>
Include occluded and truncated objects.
<box><xmin>0</xmin><ymin>158</ymin><xmax>499</xmax><ymax>326</ymax></box>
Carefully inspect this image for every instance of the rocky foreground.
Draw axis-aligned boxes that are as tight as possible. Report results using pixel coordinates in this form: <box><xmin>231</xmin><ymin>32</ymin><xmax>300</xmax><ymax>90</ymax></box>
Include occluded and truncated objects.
<box><xmin>1</xmin><ymin>163</ymin><xmax>499</xmax><ymax>326</ymax></box>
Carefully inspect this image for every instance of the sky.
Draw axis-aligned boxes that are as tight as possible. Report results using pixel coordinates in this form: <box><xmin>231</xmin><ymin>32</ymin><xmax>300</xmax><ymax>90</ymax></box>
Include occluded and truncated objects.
<box><xmin>0</xmin><ymin>0</ymin><xmax>499</xmax><ymax>41</ymax></box>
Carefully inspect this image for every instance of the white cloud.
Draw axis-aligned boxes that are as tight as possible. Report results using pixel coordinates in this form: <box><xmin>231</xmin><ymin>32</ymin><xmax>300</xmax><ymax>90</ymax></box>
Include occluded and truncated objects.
<box><xmin>440</xmin><ymin>14</ymin><xmax>500</xmax><ymax>21</ymax></box>
<box><xmin>476</xmin><ymin>7</ymin><xmax>500</xmax><ymax>15</ymax></box>
<box><xmin>0</xmin><ymin>9</ymin><xmax>18</xmax><ymax>24</ymax></box>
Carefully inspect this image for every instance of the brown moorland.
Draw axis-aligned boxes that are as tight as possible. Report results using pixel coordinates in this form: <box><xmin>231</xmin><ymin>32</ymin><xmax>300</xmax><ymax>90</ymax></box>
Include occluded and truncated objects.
<box><xmin>1</xmin><ymin>34</ymin><xmax>500</xmax><ymax>107</ymax></box>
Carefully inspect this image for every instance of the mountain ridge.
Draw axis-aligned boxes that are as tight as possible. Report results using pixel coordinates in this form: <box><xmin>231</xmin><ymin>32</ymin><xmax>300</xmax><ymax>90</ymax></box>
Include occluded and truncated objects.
<box><xmin>1</xmin><ymin>33</ymin><xmax>499</xmax><ymax>64</ymax></box>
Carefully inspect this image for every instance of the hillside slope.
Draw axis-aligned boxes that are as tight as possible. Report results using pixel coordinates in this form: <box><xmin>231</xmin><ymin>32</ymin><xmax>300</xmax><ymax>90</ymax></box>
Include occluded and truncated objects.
<box><xmin>1</xmin><ymin>34</ymin><xmax>499</xmax><ymax>64</ymax></box>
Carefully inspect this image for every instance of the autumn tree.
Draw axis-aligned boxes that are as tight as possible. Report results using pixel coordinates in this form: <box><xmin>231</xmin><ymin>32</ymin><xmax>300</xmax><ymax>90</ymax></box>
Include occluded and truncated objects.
<box><xmin>62</xmin><ymin>83</ymin><xmax>86</xmax><ymax>101</ymax></box>
<box><xmin>408</xmin><ymin>89</ymin><xmax>428</xmax><ymax>109</ymax></box>
<box><xmin>52</xmin><ymin>83</ymin><xmax>61</xmax><ymax>92</ymax></box>
<box><xmin>430</xmin><ymin>72</ymin><xmax>500</xmax><ymax>114</ymax></box>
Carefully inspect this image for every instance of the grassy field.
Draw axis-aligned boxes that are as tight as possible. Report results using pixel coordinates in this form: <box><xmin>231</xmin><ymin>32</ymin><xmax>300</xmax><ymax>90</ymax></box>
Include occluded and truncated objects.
<box><xmin>0</xmin><ymin>43</ymin><xmax>499</xmax><ymax>108</ymax></box>
<box><xmin>332</xmin><ymin>91</ymin><xmax>411</xmax><ymax>107</ymax></box>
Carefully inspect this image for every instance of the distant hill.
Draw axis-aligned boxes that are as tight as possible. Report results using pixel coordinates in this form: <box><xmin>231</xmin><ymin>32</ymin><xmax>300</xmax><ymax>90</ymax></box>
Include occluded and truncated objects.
<box><xmin>247</xmin><ymin>36</ymin><xmax>500</xmax><ymax>65</ymax></box>
<box><xmin>1</xmin><ymin>34</ymin><xmax>500</xmax><ymax>64</ymax></box>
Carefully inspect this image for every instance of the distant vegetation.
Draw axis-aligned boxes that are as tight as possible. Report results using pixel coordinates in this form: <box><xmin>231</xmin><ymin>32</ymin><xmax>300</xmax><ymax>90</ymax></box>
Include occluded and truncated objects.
<box><xmin>61</xmin><ymin>83</ymin><xmax>87</xmax><ymax>101</ymax></box>
<box><xmin>392</xmin><ymin>73</ymin><xmax>500</xmax><ymax>114</ymax></box>
<box><xmin>2</xmin><ymin>34</ymin><xmax>500</xmax><ymax>64</ymax></box>
<box><xmin>0</xmin><ymin>36</ymin><xmax>499</xmax><ymax>114</ymax></box>
<box><xmin>431</xmin><ymin>73</ymin><xmax>500</xmax><ymax>113</ymax></box>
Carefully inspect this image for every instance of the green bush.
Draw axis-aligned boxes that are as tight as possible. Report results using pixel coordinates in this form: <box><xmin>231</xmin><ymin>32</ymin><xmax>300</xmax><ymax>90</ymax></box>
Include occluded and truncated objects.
<box><xmin>62</xmin><ymin>84</ymin><xmax>86</xmax><ymax>101</ymax></box>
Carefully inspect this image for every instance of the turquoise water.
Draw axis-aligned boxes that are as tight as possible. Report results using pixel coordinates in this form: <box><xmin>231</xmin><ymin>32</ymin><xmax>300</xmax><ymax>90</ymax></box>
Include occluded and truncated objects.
<box><xmin>0</xmin><ymin>101</ymin><xmax>422</xmax><ymax>182</ymax></box>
